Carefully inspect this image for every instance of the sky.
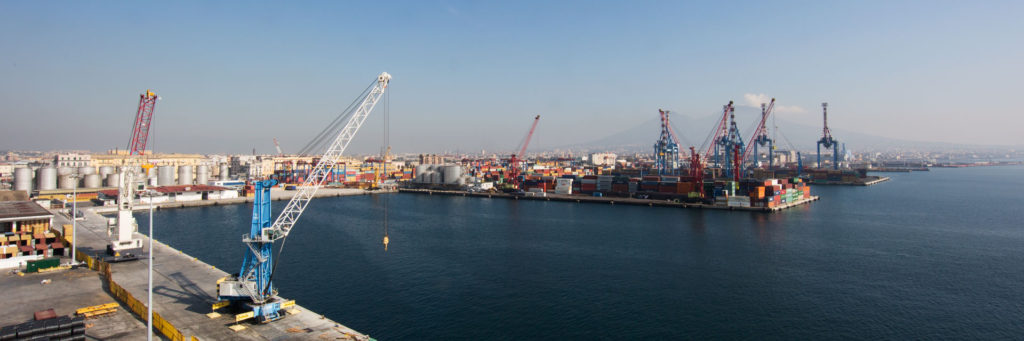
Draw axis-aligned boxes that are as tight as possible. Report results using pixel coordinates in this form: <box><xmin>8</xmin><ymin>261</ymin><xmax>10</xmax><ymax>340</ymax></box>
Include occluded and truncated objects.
<box><xmin>1</xmin><ymin>1</ymin><xmax>1022</xmax><ymax>155</ymax></box>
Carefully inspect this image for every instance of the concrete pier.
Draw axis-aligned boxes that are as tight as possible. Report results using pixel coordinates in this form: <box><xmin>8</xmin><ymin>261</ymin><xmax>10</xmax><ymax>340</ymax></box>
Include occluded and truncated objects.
<box><xmin>1</xmin><ymin>190</ymin><xmax>378</xmax><ymax>340</ymax></box>
<box><xmin>398</xmin><ymin>188</ymin><xmax>818</xmax><ymax>212</ymax></box>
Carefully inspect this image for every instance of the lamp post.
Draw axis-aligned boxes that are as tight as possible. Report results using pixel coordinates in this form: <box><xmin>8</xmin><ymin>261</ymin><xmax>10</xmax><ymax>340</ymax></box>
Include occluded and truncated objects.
<box><xmin>69</xmin><ymin>172</ymin><xmax>79</xmax><ymax>265</ymax></box>
<box><xmin>143</xmin><ymin>190</ymin><xmax>157</xmax><ymax>341</ymax></box>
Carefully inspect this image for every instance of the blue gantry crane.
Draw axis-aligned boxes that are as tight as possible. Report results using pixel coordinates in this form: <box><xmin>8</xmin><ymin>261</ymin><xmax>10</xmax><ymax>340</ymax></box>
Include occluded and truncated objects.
<box><xmin>215</xmin><ymin>72</ymin><xmax>392</xmax><ymax>323</ymax></box>
<box><xmin>716</xmin><ymin>103</ymin><xmax>744</xmax><ymax>179</ymax></box>
<box><xmin>742</xmin><ymin>98</ymin><xmax>776</xmax><ymax>170</ymax></box>
<box><xmin>654</xmin><ymin>109</ymin><xmax>680</xmax><ymax>175</ymax></box>
<box><xmin>816</xmin><ymin>102</ymin><xmax>839</xmax><ymax>170</ymax></box>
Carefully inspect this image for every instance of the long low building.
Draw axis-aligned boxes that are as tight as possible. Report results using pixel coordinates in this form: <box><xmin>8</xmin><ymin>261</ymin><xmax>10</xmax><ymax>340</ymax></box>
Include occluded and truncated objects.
<box><xmin>99</xmin><ymin>185</ymin><xmax>237</xmax><ymax>204</ymax></box>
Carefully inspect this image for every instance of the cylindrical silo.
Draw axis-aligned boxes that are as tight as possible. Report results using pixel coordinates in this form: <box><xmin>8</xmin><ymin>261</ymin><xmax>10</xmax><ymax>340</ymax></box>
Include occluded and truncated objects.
<box><xmin>415</xmin><ymin>165</ymin><xmax>429</xmax><ymax>183</ymax></box>
<box><xmin>443</xmin><ymin>165</ymin><xmax>462</xmax><ymax>184</ymax></box>
<box><xmin>58</xmin><ymin>175</ymin><xmax>77</xmax><ymax>189</ymax></box>
<box><xmin>178</xmin><ymin>165</ymin><xmax>193</xmax><ymax>185</ymax></box>
<box><xmin>99</xmin><ymin>166</ymin><xmax>114</xmax><ymax>177</ymax></box>
<box><xmin>77</xmin><ymin>166</ymin><xmax>95</xmax><ymax>176</ymax></box>
<box><xmin>106</xmin><ymin>173</ymin><xmax>120</xmax><ymax>187</ymax></box>
<box><xmin>196</xmin><ymin>165</ymin><xmax>209</xmax><ymax>185</ymax></box>
<box><xmin>14</xmin><ymin>167</ymin><xmax>33</xmax><ymax>192</ymax></box>
<box><xmin>84</xmin><ymin>174</ymin><xmax>102</xmax><ymax>188</ymax></box>
<box><xmin>220</xmin><ymin>164</ymin><xmax>230</xmax><ymax>180</ymax></box>
<box><xmin>37</xmin><ymin>167</ymin><xmax>57</xmax><ymax>190</ymax></box>
<box><xmin>157</xmin><ymin>166</ymin><xmax>175</xmax><ymax>186</ymax></box>
<box><xmin>57</xmin><ymin>167</ymin><xmax>73</xmax><ymax>176</ymax></box>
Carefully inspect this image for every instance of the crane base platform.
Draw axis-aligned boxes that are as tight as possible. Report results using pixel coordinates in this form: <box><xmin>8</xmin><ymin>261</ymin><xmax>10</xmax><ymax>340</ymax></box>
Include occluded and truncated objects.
<box><xmin>102</xmin><ymin>245</ymin><xmax>141</xmax><ymax>263</ymax></box>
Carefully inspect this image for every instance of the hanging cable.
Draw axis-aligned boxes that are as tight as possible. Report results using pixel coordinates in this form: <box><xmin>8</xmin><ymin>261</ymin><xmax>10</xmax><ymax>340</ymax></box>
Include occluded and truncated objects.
<box><xmin>297</xmin><ymin>80</ymin><xmax>376</xmax><ymax>155</ymax></box>
<box><xmin>382</xmin><ymin>82</ymin><xmax>390</xmax><ymax>251</ymax></box>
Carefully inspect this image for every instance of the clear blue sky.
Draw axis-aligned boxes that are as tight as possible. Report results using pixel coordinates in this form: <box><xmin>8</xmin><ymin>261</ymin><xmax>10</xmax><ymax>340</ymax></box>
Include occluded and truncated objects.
<box><xmin>1</xmin><ymin>1</ymin><xmax>1021</xmax><ymax>154</ymax></box>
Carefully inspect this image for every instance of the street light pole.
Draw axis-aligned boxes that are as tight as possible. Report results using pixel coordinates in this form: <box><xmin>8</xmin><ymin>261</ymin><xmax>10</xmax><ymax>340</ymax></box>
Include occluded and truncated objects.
<box><xmin>146</xmin><ymin>190</ymin><xmax>155</xmax><ymax>341</ymax></box>
<box><xmin>71</xmin><ymin>172</ymin><xmax>79</xmax><ymax>265</ymax></box>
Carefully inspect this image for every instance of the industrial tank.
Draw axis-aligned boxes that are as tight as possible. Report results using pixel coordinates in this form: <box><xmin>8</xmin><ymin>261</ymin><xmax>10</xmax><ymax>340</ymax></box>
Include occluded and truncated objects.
<box><xmin>220</xmin><ymin>164</ymin><xmax>230</xmax><ymax>180</ymax></box>
<box><xmin>178</xmin><ymin>165</ymin><xmax>193</xmax><ymax>185</ymax></box>
<box><xmin>77</xmin><ymin>166</ymin><xmax>95</xmax><ymax>175</ymax></box>
<box><xmin>157</xmin><ymin>166</ymin><xmax>175</xmax><ymax>186</ymax></box>
<box><xmin>415</xmin><ymin>165</ymin><xmax>430</xmax><ymax>183</ymax></box>
<box><xmin>57</xmin><ymin>167</ymin><xmax>73</xmax><ymax>176</ymax></box>
<box><xmin>106</xmin><ymin>173</ymin><xmax>120</xmax><ymax>187</ymax></box>
<box><xmin>36</xmin><ymin>167</ymin><xmax>57</xmax><ymax>191</ymax></box>
<box><xmin>58</xmin><ymin>175</ymin><xmax>77</xmax><ymax>189</ymax></box>
<box><xmin>99</xmin><ymin>166</ymin><xmax>115</xmax><ymax>177</ymax></box>
<box><xmin>83</xmin><ymin>174</ymin><xmax>102</xmax><ymax>188</ymax></box>
<box><xmin>13</xmin><ymin>167</ymin><xmax>32</xmax><ymax>192</ymax></box>
<box><xmin>196</xmin><ymin>165</ymin><xmax>209</xmax><ymax>185</ymax></box>
<box><xmin>149</xmin><ymin>177</ymin><xmax>158</xmax><ymax>186</ymax></box>
<box><xmin>442</xmin><ymin>165</ymin><xmax>462</xmax><ymax>184</ymax></box>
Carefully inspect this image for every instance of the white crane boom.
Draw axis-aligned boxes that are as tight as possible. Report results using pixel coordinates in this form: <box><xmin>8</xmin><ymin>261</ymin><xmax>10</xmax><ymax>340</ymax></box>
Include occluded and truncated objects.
<box><xmin>263</xmin><ymin>72</ymin><xmax>390</xmax><ymax>241</ymax></box>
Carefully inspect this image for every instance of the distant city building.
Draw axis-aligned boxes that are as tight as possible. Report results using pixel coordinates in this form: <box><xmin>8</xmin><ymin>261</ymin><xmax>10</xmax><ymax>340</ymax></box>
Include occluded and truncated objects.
<box><xmin>419</xmin><ymin>154</ymin><xmax>445</xmax><ymax>165</ymax></box>
<box><xmin>54</xmin><ymin>153</ymin><xmax>91</xmax><ymax>168</ymax></box>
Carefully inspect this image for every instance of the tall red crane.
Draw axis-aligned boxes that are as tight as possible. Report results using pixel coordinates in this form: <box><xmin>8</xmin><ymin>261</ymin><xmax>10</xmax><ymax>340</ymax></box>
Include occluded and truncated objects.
<box><xmin>127</xmin><ymin>90</ymin><xmax>158</xmax><ymax>156</ymax></box>
<box><xmin>110</xmin><ymin>89</ymin><xmax>158</xmax><ymax>261</ymax></box>
<box><xmin>507</xmin><ymin>115</ymin><xmax>540</xmax><ymax>189</ymax></box>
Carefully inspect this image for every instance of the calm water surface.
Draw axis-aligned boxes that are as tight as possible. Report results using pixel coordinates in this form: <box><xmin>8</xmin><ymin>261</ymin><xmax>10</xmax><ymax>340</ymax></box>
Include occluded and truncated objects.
<box><xmin>138</xmin><ymin>166</ymin><xmax>1024</xmax><ymax>340</ymax></box>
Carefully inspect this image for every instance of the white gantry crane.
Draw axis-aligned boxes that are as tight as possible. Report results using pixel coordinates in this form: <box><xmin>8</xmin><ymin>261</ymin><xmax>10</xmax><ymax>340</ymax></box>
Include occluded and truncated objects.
<box><xmin>216</xmin><ymin>72</ymin><xmax>391</xmax><ymax>323</ymax></box>
<box><xmin>107</xmin><ymin>90</ymin><xmax>158</xmax><ymax>261</ymax></box>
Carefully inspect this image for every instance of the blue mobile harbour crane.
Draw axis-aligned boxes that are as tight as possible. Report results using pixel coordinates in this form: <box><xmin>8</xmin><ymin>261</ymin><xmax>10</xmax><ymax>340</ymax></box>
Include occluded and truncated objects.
<box><xmin>816</xmin><ymin>102</ymin><xmax>839</xmax><ymax>170</ymax></box>
<box><xmin>214</xmin><ymin>72</ymin><xmax>392</xmax><ymax>323</ymax></box>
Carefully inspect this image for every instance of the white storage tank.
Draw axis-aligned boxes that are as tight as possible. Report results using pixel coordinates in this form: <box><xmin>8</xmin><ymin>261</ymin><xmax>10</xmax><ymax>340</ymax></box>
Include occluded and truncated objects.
<box><xmin>415</xmin><ymin>165</ymin><xmax>430</xmax><ymax>183</ymax></box>
<box><xmin>36</xmin><ymin>167</ymin><xmax>57</xmax><ymax>191</ymax></box>
<box><xmin>157</xmin><ymin>166</ymin><xmax>175</xmax><ymax>186</ymax></box>
<box><xmin>106</xmin><ymin>173</ymin><xmax>120</xmax><ymax>187</ymax></box>
<box><xmin>58</xmin><ymin>175</ymin><xmax>77</xmax><ymax>189</ymax></box>
<box><xmin>57</xmin><ymin>167</ymin><xmax>73</xmax><ymax>176</ymax></box>
<box><xmin>196</xmin><ymin>165</ymin><xmax>209</xmax><ymax>185</ymax></box>
<box><xmin>83</xmin><ymin>174</ymin><xmax>102</xmax><ymax>188</ymax></box>
<box><xmin>220</xmin><ymin>164</ymin><xmax>230</xmax><ymax>180</ymax></box>
<box><xmin>442</xmin><ymin>165</ymin><xmax>462</xmax><ymax>184</ymax></box>
<box><xmin>178</xmin><ymin>165</ymin><xmax>193</xmax><ymax>185</ymax></box>
<box><xmin>99</xmin><ymin>166</ymin><xmax>115</xmax><ymax>177</ymax></box>
<box><xmin>78</xmin><ymin>166</ymin><xmax>95</xmax><ymax>176</ymax></box>
<box><xmin>14</xmin><ymin>167</ymin><xmax>33</xmax><ymax>192</ymax></box>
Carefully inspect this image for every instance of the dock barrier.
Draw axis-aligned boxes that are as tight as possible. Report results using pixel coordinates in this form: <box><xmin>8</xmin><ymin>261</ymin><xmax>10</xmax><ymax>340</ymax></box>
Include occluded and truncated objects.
<box><xmin>75</xmin><ymin>250</ymin><xmax>196</xmax><ymax>341</ymax></box>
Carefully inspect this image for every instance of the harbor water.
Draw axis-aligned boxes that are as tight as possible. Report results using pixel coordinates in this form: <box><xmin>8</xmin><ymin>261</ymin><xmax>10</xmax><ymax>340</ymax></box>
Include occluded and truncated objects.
<box><xmin>138</xmin><ymin>165</ymin><xmax>1024</xmax><ymax>339</ymax></box>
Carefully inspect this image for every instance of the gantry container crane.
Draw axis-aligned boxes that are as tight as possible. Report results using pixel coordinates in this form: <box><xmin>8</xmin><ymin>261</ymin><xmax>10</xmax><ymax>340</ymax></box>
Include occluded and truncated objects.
<box><xmin>653</xmin><ymin>109</ymin><xmax>680</xmax><ymax>175</ymax></box>
<box><xmin>216</xmin><ymin>72</ymin><xmax>391</xmax><ymax>323</ymax></box>
<box><xmin>702</xmin><ymin>101</ymin><xmax>743</xmax><ymax>179</ymax></box>
<box><xmin>816</xmin><ymin>102</ymin><xmax>839</xmax><ymax>170</ymax></box>
<box><xmin>742</xmin><ymin>98</ymin><xmax>776</xmax><ymax>170</ymax></box>
<box><xmin>107</xmin><ymin>90</ymin><xmax>158</xmax><ymax>261</ymax></box>
<box><xmin>506</xmin><ymin>115</ymin><xmax>540</xmax><ymax>190</ymax></box>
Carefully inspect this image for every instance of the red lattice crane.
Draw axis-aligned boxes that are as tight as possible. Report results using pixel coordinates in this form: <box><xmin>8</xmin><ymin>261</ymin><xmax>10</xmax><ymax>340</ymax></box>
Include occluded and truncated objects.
<box><xmin>127</xmin><ymin>90</ymin><xmax>158</xmax><ymax>156</ymax></box>
<box><xmin>508</xmin><ymin>115</ymin><xmax>540</xmax><ymax>189</ymax></box>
